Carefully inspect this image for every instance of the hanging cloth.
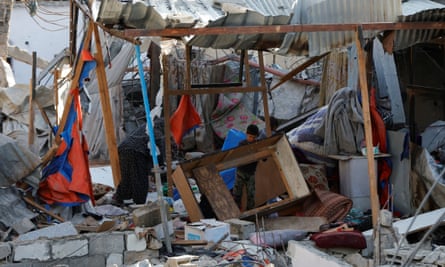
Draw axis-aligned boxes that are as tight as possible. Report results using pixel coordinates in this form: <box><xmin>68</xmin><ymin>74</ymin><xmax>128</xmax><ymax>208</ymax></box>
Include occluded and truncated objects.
<box><xmin>370</xmin><ymin>88</ymin><xmax>392</xmax><ymax>207</ymax></box>
<box><xmin>169</xmin><ymin>95</ymin><xmax>202</xmax><ymax>145</ymax></box>
<box><xmin>38</xmin><ymin>88</ymin><xmax>95</xmax><ymax>206</ymax></box>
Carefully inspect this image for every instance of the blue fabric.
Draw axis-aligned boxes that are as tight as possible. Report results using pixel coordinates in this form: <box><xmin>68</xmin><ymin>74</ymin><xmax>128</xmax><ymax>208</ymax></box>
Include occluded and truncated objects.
<box><xmin>220</xmin><ymin>129</ymin><xmax>246</xmax><ymax>190</ymax></box>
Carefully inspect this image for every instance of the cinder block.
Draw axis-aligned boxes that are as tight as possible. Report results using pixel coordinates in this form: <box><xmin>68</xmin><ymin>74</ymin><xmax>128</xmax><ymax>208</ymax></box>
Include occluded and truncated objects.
<box><xmin>107</xmin><ymin>253</ymin><xmax>123</xmax><ymax>267</ymax></box>
<box><xmin>0</xmin><ymin>242</ymin><xmax>11</xmax><ymax>259</ymax></box>
<box><xmin>68</xmin><ymin>254</ymin><xmax>106</xmax><ymax>267</ymax></box>
<box><xmin>51</xmin><ymin>236</ymin><xmax>88</xmax><ymax>259</ymax></box>
<box><xmin>132</xmin><ymin>202</ymin><xmax>169</xmax><ymax>227</ymax></box>
<box><xmin>124</xmin><ymin>249</ymin><xmax>159</xmax><ymax>265</ymax></box>
<box><xmin>126</xmin><ymin>232</ymin><xmax>146</xmax><ymax>252</ymax></box>
<box><xmin>13</xmin><ymin>240</ymin><xmax>51</xmax><ymax>262</ymax></box>
<box><xmin>88</xmin><ymin>232</ymin><xmax>125</xmax><ymax>255</ymax></box>
<box><xmin>224</xmin><ymin>218</ymin><xmax>255</xmax><ymax>240</ymax></box>
<box><xmin>287</xmin><ymin>240</ymin><xmax>353</xmax><ymax>267</ymax></box>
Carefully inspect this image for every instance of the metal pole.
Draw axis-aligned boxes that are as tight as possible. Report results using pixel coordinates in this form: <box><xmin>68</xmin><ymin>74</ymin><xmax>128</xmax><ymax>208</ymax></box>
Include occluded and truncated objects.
<box><xmin>135</xmin><ymin>44</ymin><xmax>172</xmax><ymax>253</ymax></box>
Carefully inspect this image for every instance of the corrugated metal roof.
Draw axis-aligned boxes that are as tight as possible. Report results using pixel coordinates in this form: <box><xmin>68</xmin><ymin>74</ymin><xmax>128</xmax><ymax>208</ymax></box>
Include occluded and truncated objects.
<box><xmin>396</xmin><ymin>0</ymin><xmax>445</xmax><ymax>51</ymax></box>
<box><xmin>95</xmin><ymin>0</ymin><xmax>445</xmax><ymax>56</ymax></box>
<box><xmin>279</xmin><ymin>0</ymin><xmax>401</xmax><ymax>56</ymax></box>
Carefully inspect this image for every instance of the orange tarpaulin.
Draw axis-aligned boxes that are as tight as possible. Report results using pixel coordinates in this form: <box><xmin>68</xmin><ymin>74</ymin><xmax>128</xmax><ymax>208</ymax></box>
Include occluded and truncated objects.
<box><xmin>170</xmin><ymin>95</ymin><xmax>202</xmax><ymax>145</ymax></box>
<box><xmin>38</xmin><ymin>88</ymin><xmax>95</xmax><ymax>206</ymax></box>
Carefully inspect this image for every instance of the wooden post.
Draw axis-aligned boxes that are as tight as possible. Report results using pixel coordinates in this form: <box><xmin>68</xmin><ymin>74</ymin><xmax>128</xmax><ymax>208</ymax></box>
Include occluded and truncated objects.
<box><xmin>258</xmin><ymin>51</ymin><xmax>271</xmax><ymax>136</ymax></box>
<box><xmin>28</xmin><ymin>52</ymin><xmax>36</xmax><ymax>147</ymax></box>
<box><xmin>54</xmin><ymin>68</ymin><xmax>60</xmax><ymax>125</ymax></box>
<box><xmin>356</xmin><ymin>29</ymin><xmax>380</xmax><ymax>265</ymax></box>
<box><xmin>41</xmin><ymin>23</ymin><xmax>94</xmax><ymax>166</ymax></box>
<box><xmin>92</xmin><ymin>22</ymin><xmax>122</xmax><ymax>187</ymax></box>
<box><xmin>163</xmin><ymin>54</ymin><xmax>173</xmax><ymax>198</ymax></box>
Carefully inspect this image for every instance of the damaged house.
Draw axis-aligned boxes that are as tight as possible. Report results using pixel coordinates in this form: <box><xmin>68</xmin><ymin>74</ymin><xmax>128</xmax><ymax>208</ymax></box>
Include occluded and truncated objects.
<box><xmin>1</xmin><ymin>0</ymin><xmax>445</xmax><ymax>266</ymax></box>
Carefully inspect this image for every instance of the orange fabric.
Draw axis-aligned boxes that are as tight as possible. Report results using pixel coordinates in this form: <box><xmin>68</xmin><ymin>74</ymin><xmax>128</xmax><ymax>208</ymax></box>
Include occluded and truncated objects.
<box><xmin>38</xmin><ymin>89</ymin><xmax>94</xmax><ymax>206</ymax></box>
<box><xmin>170</xmin><ymin>95</ymin><xmax>201</xmax><ymax>145</ymax></box>
<box><xmin>369</xmin><ymin>88</ymin><xmax>391</xmax><ymax>207</ymax></box>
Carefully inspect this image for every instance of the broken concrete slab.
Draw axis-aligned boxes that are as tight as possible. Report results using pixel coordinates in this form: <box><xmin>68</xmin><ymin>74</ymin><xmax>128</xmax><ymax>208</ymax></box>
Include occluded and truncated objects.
<box><xmin>287</xmin><ymin>240</ymin><xmax>353</xmax><ymax>267</ymax></box>
<box><xmin>16</xmin><ymin>221</ymin><xmax>78</xmax><ymax>242</ymax></box>
<box><xmin>0</xmin><ymin>187</ymin><xmax>37</xmax><ymax>229</ymax></box>
<box><xmin>0</xmin><ymin>134</ymin><xmax>41</xmax><ymax>186</ymax></box>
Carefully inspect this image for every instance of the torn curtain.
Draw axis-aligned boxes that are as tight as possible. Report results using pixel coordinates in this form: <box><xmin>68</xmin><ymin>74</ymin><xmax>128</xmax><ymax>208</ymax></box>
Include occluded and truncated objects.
<box><xmin>38</xmin><ymin>89</ymin><xmax>94</xmax><ymax>206</ymax></box>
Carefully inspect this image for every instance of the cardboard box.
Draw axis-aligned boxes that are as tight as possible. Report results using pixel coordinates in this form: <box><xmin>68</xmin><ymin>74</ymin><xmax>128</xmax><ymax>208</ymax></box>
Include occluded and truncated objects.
<box><xmin>185</xmin><ymin>219</ymin><xmax>230</xmax><ymax>243</ymax></box>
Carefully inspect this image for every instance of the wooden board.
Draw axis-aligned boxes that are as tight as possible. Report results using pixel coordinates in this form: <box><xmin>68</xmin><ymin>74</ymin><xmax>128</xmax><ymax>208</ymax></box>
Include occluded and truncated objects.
<box><xmin>192</xmin><ymin>164</ymin><xmax>240</xmax><ymax>221</ymax></box>
<box><xmin>255</xmin><ymin>157</ymin><xmax>287</xmax><ymax>206</ymax></box>
<box><xmin>172</xmin><ymin>166</ymin><xmax>203</xmax><ymax>222</ymax></box>
<box><xmin>273</xmin><ymin>136</ymin><xmax>310</xmax><ymax>198</ymax></box>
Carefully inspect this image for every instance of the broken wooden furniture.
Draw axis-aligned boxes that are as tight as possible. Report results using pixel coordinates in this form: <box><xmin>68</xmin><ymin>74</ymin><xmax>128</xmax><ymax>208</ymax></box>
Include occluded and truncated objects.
<box><xmin>172</xmin><ymin>134</ymin><xmax>310</xmax><ymax>222</ymax></box>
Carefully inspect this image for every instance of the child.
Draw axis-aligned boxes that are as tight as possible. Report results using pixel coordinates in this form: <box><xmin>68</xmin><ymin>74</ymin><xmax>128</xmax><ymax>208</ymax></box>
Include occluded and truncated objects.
<box><xmin>232</xmin><ymin>124</ymin><xmax>259</xmax><ymax>210</ymax></box>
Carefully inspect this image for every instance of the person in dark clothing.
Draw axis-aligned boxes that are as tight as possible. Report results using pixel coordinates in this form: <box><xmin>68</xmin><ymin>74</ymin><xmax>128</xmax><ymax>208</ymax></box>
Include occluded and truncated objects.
<box><xmin>113</xmin><ymin>122</ymin><xmax>165</xmax><ymax>205</ymax></box>
<box><xmin>232</xmin><ymin>124</ymin><xmax>259</xmax><ymax>210</ymax></box>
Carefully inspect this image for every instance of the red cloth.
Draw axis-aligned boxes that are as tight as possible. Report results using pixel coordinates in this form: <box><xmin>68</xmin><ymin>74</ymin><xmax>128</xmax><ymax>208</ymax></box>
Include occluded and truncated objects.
<box><xmin>370</xmin><ymin>88</ymin><xmax>391</xmax><ymax>207</ymax></box>
<box><xmin>170</xmin><ymin>95</ymin><xmax>201</xmax><ymax>145</ymax></box>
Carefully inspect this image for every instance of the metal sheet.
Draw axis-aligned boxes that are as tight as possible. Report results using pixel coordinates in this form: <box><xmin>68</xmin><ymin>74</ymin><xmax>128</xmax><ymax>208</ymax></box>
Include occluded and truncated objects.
<box><xmin>96</xmin><ymin>0</ymin><xmax>445</xmax><ymax>55</ymax></box>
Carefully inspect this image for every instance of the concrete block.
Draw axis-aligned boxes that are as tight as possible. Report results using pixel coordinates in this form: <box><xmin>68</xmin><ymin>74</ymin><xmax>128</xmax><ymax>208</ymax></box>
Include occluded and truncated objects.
<box><xmin>16</xmin><ymin>222</ymin><xmax>78</xmax><ymax>242</ymax></box>
<box><xmin>123</xmin><ymin>249</ymin><xmax>159</xmax><ymax>265</ymax></box>
<box><xmin>88</xmin><ymin>232</ymin><xmax>125</xmax><ymax>255</ymax></box>
<box><xmin>0</xmin><ymin>262</ymin><xmax>33</xmax><ymax>267</ymax></box>
<box><xmin>11</xmin><ymin>218</ymin><xmax>35</xmax><ymax>234</ymax></box>
<box><xmin>31</xmin><ymin>259</ymin><xmax>69</xmax><ymax>267</ymax></box>
<box><xmin>224</xmin><ymin>218</ymin><xmax>255</xmax><ymax>240</ymax></box>
<box><xmin>132</xmin><ymin>202</ymin><xmax>163</xmax><ymax>227</ymax></box>
<box><xmin>0</xmin><ymin>242</ymin><xmax>11</xmax><ymax>259</ymax></box>
<box><xmin>287</xmin><ymin>240</ymin><xmax>352</xmax><ymax>267</ymax></box>
<box><xmin>13</xmin><ymin>240</ymin><xmax>51</xmax><ymax>262</ymax></box>
<box><xmin>51</xmin><ymin>236</ymin><xmax>88</xmax><ymax>259</ymax></box>
<box><xmin>68</xmin><ymin>254</ymin><xmax>106</xmax><ymax>267</ymax></box>
<box><xmin>107</xmin><ymin>253</ymin><xmax>123</xmax><ymax>267</ymax></box>
<box><xmin>126</xmin><ymin>232</ymin><xmax>146</xmax><ymax>252</ymax></box>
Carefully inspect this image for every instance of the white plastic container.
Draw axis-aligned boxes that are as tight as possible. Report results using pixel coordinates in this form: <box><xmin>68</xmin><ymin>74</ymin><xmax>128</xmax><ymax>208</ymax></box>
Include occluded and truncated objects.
<box><xmin>329</xmin><ymin>155</ymin><xmax>378</xmax><ymax>211</ymax></box>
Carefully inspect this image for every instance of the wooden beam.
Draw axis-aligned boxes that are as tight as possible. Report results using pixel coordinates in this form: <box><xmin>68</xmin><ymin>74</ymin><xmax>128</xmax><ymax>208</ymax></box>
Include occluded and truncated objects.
<box><xmin>215</xmin><ymin>149</ymin><xmax>272</xmax><ymax>171</ymax></box>
<box><xmin>163</xmin><ymin>54</ymin><xmax>174</xmax><ymax>198</ymax></box>
<box><xmin>192</xmin><ymin>164</ymin><xmax>240</xmax><ymax>220</ymax></box>
<box><xmin>172</xmin><ymin>166</ymin><xmax>203</xmax><ymax>222</ymax></box>
<box><xmin>270</xmin><ymin>52</ymin><xmax>329</xmax><ymax>91</ymax></box>
<box><xmin>28</xmin><ymin>52</ymin><xmax>37</xmax><ymax>147</ymax></box>
<box><xmin>41</xmin><ymin>23</ymin><xmax>93</xmax><ymax>166</ymax></box>
<box><xmin>123</xmin><ymin>22</ymin><xmax>445</xmax><ymax>38</ymax></box>
<box><xmin>258</xmin><ymin>50</ymin><xmax>272</xmax><ymax>137</ymax></box>
<box><xmin>92</xmin><ymin>22</ymin><xmax>122</xmax><ymax>187</ymax></box>
<box><xmin>162</xmin><ymin>85</ymin><xmax>266</xmax><ymax>95</ymax></box>
<box><xmin>355</xmin><ymin>28</ymin><xmax>380</xmax><ymax>227</ymax></box>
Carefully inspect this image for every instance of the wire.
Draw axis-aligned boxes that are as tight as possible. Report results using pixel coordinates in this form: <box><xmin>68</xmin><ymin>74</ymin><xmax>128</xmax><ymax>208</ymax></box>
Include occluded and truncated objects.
<box><xmin>22</xmin><ymin>0</ymin><xmax>70</xmax><ymax>32</ymax></box>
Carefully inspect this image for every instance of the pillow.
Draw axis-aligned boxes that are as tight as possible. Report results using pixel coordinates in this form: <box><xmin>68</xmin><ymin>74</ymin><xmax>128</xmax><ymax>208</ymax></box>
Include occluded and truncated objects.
<box><xmin>299</xmin><ymin>164</ymin><xmax>329</xmax><ymax>191</ymax></box>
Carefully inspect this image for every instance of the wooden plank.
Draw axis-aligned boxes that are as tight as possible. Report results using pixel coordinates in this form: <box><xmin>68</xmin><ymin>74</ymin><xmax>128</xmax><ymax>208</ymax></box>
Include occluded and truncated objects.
<box><xmin>270</xmin><ymin>52</ymin><xmax>329</xmax><ymax>91</ymax></box>
<box><xmin>41</xmin><ymin>24</ymin><xmax>94</xmax><ymax>166</ymax></box>
<box><xmin>254</xmin><ymin>157</ymin><xmax>287</xmax><ymax>206</ymax></box>
<box><xmin>171</xmin><ymin>239</ymin><xmax>208</xmax><ymax>246</ymax></box>
<box><xmin>92</xmin><ymin>23</ymin><xmax>122</xmax><ymax>188</ymax></box>
<box><xmin>258</xmin><ymin>50</ymin><xmax>271</xmax><ymax>137</ymax></box>
<box><xmin>355</xmin><ymin>28</ymin><xmax>379</xmax><ymax>227</ymax></box>
<box><xmin>124</xmin><ymin>22</ymin><xmax>445</xmax><ymax>38</ymax></box>
<box><xmin>172</xmin><ymin>166</ymin><xmax>203</xmax><ymax>222</ymax></box>
<box><xmin>215</xmin><ymin>149</ymin><xmax>272</xmax><ymax>171</ymax></box>
<box><xmin>192</xmin><ymin>164</ymin><xmax>240</xmax><ymax>221</ymax></box>
<box><xmin>272</xmin><ymin>136</ymin><xmax>310</xmax><ymax>198</ymax></box>
<box><xmin>239</xmin><ymin>197</ymin><xmax>305</xmax><ymax>220</ymax></box>
<box><xmin>163</xmin><ymin>54</ymin><xmax>174</xmax><ymax>198</ymax></box>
